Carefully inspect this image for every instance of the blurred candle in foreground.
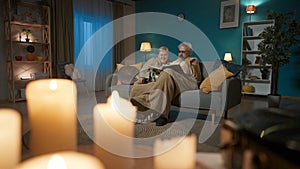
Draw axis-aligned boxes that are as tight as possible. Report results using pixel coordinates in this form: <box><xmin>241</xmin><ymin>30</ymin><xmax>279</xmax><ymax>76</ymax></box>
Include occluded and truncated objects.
<box><xmin>154</xmin><ymin>135</ymin><xmax>197</xmax><ymax>169</ymax></box>
<box><xmin>14</xmin><ymin>151</ymin><xmax>105</xmax><ymax>169</ymax></box>
<box><xmin>0</xmin><ymin>108</ymin><xmax>21</xmax><ymax>169</ymax></box>
<box><xmin>94</xmin><ymin>91</ymin><xmax>136</xmax><ymax>169</ymax></box>
<box><xmin>26</xmin><ymin>79</ymin><xmax>77</xmax><ymax>156</ymax></box>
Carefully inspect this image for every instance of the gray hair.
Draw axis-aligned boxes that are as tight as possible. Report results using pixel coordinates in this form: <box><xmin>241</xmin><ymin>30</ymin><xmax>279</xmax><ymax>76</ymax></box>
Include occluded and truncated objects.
<box><xmin>178</xmin><ymin>42</ymin><xmax>193</xmax><ymax>53</ymax></box>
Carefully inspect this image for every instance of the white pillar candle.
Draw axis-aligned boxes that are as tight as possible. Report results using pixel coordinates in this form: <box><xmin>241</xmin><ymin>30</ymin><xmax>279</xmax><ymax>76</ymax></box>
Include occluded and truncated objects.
<box><xmin>26</xmin><ymin>79</ymin><xmax>77</xmax><ymax>156</ymax></box>
<box><xmin>14</xmin><ymin>151</ymin><xmax>105</xmax><ymax>169</ymax></box>
<box><xmin>154</xmin><ymin>135</ymin><xmax>197</xmax><ymax>169</ymax></box>
<box><xmin>0</xmin><ymin>108</ymin><xmax>21</xmax><ymax>169</ymax></box>
<box><xmin>93</xmin><ymin>91</ymin><xmax>136</xmax><ymax>169</ymax></box>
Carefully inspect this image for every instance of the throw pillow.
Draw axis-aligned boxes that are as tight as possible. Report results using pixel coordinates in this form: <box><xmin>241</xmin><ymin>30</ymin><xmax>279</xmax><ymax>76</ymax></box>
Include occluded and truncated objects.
<box><xmin>199</xmin><ymin>65</ymin><xmax>234</xmax><ymax>93</ymax></box>
<box><xmin>212</xmin><ymin>59</ymin><xmax>242</xmax><ymax>76</ymax></box>
<box><xmin>116</xmin><ymin>63</ymin><xmax>142</xmax><ymax>85</ymax></box>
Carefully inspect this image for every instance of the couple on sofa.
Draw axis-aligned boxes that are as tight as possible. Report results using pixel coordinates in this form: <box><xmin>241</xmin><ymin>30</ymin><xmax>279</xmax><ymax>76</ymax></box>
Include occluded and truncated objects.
<box><xmin>130</xmin><ymin>42</ymin><xmax>201</xmax><ymax>126</ymax></box>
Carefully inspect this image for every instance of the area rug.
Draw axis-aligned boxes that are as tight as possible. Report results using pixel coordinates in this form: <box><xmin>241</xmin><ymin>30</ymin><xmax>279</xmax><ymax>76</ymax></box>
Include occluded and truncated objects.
<box><xmin>23</xmin><ymin>118</ymin><xmax>221</xmax><ymax>153</ymax></box>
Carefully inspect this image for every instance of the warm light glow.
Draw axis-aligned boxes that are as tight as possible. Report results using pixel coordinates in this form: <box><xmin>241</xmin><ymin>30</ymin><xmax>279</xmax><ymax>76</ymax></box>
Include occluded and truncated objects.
<box><xmin>47</xmin><ymin>155</ymin><xmax>67</xmax><ymax>169</ymax></box>
<box><xmin>140</xmin><ymin>42</ymin><xmax>152</xmax><ymax>52</ymax></box>
<box><xmin>224</xmin><ymin>53</ymin><xmax>233</xmax><ymax>62</ymax></box>
<box><xmin>246</xmin><ymin>5</ymin><xmax>256</xmax><ymax>14</ymax></box>
<box><xmin>154</xmin><ymin>135</ymin><xmax>197</xmax><ymax>169</ymax></box>
<box><xmin>49</xmin><ymin>80</ymin><xmax>57</xmax><ymax>90</ymax></box>
<box><xmin>0</xmin><ymin>109</ymin><xmax>21</xmax><ymax>169</ymax></box>
<box><xmin>111</xmin><ymin>90</ymin><xmax>121</xmax><ymax>112</ymax></box>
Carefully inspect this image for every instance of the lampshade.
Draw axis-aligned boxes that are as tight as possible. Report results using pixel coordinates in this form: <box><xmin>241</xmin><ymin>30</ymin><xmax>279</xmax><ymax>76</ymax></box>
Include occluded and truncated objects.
<box><xmin>246</xmin><ymin>5</ymin><xmax>256</xmax><ymax>14</ymax></box>
<box><xmin>140</xmin><ymin>42</ymin><xmax>151</xmax><ymax>52</ymax></box>
<box><xmin>224</xmin><ymin>53</ymin><xmax>233</xmax><ymax>62</ymax></box>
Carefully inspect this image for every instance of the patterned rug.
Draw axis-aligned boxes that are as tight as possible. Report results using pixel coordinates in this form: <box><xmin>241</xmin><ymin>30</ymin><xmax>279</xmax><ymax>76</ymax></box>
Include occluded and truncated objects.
<box><xmin>23</xmin><ymin>117</ymin><xmax>221</xmax><ymax>153</ymax></box>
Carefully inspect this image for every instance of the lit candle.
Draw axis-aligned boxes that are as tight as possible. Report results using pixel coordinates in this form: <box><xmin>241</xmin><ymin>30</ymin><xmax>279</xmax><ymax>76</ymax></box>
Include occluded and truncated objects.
<box><xmin>14</xmin><ymin>151</ymin><xmax>105</xmax><ymax>169</ymax></box>
<box><xmin>154</xmin><ymin>135</ymin><xmax>197</xmax><ymax>169</ymax></box>
<box><xmin>93</xmin><ymin>91</ymin><xmax>136</xmax><ymax>169</ymax></box>
<box><xmin>0</xmin><ymin>108</ymin><xmax>21</xmax><ymax>169</ymax></box>
<box><xmin>26</xmin><ymin>79</ymin><xmax>77</xmax><ymax>156</ymax></box>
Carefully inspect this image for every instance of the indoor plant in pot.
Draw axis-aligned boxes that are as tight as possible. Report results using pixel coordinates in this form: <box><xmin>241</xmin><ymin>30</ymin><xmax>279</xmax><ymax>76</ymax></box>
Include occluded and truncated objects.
<box><xmin>258</xmin><ymin>10</ymin><xmax>300</xmax><ymax>107</ymax></box>
<box><xmin>22</xmin><ymin>29</ymin><xmax>32</xmax><ymax>42</ymax></box>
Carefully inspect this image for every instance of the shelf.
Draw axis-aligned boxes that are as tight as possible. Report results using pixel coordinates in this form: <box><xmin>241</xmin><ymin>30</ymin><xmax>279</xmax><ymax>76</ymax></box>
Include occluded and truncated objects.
<box><xmin>8</xmin><ymin>21</ymin><xmax>49</xmax><ymax>28</ymax></box>
<box><xmin>15</xmin><ymin>98</ymin><xmax>26</xmax><ymax>102</ymax></box>
<box><xmin>242</xmin><ymin>79</ymin><xmax>271</xmax><ymax>83</ymax></box>
<box><xmin>11</xmin><ymin>61</ymin><xmax>50</xmax><ymax>64</ymax></box>
<box><xmin>242</xmin><ymin>92</ymin><xmax>269</xmax><ymax>96</ymax></box>
<box><xmin>14</xmin><ymin>79</ymin><xmax>32</xmax><ymax>84</ymax></box>
<box><xmin>243</xmin><ymin>20</ymin><xmax>275</xmax><ymax>26</ymax></box>
<box><xmin>17</xmin><ymin>1</ymin><xmax>48</xmax><ymax>8</ymax></box>
<box><xmin>244</xmin><ymin>65</ymin><xmax>272</xmax><ymax>69</ymax></box>
<box><xmin>11</xmin><ymin>40</ymin><xmax>50</xmax><ymax>45</ymax></box>
<box><xmin>243</xmin><ymin>36</ymin><xmax>262</xmax><ymax>40</ymax></box>
<box><xmin>242</xmin><ymin>50</ymin><xmax>261</xmax><ymax>54</ymax></box>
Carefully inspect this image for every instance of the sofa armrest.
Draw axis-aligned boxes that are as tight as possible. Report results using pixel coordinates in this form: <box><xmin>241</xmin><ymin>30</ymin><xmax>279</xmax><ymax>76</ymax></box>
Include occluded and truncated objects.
<box><xmin>105</xmin><ymin>73</ymin><xmax>118</xmax><ymax>97</ymax></box>
<box><xmin>222</xmin><ymin>77</ymin><xmax>242</xmax><ymax>110</ymax></box>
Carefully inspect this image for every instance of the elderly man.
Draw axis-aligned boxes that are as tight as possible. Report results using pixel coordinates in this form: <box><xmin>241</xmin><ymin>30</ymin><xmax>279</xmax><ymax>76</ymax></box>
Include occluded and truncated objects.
<box><xmin>130</xmin><ymin>42</ymin><xmax>201</xmax><ymax>126</ymax></box>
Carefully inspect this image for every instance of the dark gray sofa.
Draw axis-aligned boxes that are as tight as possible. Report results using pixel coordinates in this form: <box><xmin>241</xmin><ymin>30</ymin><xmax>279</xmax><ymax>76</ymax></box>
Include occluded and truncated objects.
<box><xmin>106</xmin><ymin>61</ymin><xmax>242</xmax><ymax>119</ymax></box>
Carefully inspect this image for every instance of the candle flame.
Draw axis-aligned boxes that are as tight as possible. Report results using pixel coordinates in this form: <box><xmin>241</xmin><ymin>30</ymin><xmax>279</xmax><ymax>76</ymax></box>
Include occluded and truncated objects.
<box><xmin>111</xmin><ymin>90</ymin><xmax>121</xmax><ymax>111</ymax></box>
<box><xmin>47</xmin><ymin>155</ymin><xmax>67</xmax><ymax>169</ymax></box>
<box><xmin>49</xmin><ymin>80</ymin><xmax>58</xmax><ymax>90</ymax></box>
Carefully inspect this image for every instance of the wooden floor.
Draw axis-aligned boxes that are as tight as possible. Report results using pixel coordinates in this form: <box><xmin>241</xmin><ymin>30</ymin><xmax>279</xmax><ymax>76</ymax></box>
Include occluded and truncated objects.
<box><xmin>1</xmin><ymin>91</ymin><xmax>300</xmax><ymax>160</ymax></box>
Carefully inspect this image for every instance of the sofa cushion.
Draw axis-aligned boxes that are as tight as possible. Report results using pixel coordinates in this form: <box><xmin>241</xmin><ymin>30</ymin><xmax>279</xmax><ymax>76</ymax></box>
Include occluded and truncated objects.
<box><xmin>118</xmin><ymin>65</ymin><xmax>139</xmax><ymax>85</ymax></box>
<box><xmin>199</xmin><ymin>65</ymin><xmax>234</xmax><ymax>93</ymax></box>
<box><xmin>116</xmin><ymin>63</ymin><xmax>142</xmax><ymax>85</ymax></box>
<box><xmin>176</xmin><ymin>89</ymin><xmax>223</xmax><ymax>110</ymax></box>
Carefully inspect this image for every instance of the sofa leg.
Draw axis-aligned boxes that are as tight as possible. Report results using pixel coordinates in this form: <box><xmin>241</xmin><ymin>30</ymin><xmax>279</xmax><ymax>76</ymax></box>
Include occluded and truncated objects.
<box><xmin>224</xmin><ymin>110</ymin><xmax>228</xmax><ymax>119</ymax></box>
<box><xmin>211</xmin><ymin>111</ymin><xmax>216</xmax><ymax>125</ymax></box>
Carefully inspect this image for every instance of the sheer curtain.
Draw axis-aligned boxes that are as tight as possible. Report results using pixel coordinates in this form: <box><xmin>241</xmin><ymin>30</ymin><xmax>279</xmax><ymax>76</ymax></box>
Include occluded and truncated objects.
<box><xmin>73</xmin><ymin>0</ymin><xmax>113</xmax><ymax>91</ymax></box>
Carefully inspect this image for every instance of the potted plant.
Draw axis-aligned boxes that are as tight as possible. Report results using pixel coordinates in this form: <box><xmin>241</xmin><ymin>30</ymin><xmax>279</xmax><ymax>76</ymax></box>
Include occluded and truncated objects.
<box><xmin>259</xmin><ymin>59</ymin><xmax>270</xmax><ymax>80</ymax></box>
<box><xmin>22</xmin><ymin>29</ymin><xmax>32</xmax><ymax>42</ymax></box>
<box><xmin>258</xmin><ymin>10</ymin><xmax>300</xmax><ymax>107</ymax></box>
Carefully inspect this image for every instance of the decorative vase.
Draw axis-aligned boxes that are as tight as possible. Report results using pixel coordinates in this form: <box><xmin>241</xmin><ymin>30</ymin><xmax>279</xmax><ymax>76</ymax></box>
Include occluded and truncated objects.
<box><xmin>26</xmin><ymin>53</ymin><xmax>35</xmax><ymax>61</ymax></box>
<box><xmin>254</xmin><ymin>56</ymin><xmax>260</xmax><ymax>64</ymax></box>
<box><xmin>15</xmin><ymin>56</ymin><xmax>22</xmax><ymax>61</ymax></box>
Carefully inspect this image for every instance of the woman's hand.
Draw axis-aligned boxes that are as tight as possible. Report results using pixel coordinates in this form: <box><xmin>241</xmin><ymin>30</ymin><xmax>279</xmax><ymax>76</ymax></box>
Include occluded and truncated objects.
<box><xmin>135</xmin><ymin>77</ymin><xmax>145</xmax><ymax>84</ymax></box>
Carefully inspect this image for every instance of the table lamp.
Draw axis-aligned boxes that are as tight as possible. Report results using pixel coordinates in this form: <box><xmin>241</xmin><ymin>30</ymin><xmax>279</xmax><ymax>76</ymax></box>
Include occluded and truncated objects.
<box><xmin>140</xmin><ymin>42</ymin><xmax>151</xmax><ymax>62</ymax></box>
<box><xmin>224</xmin><ymin>53</ymin><xmax>233</xmax><ymax>62</ymax></box>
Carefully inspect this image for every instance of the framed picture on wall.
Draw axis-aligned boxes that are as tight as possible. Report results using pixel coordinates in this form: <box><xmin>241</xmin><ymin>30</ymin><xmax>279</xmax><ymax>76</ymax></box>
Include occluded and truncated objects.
<box><xmin>220</xmin><ymin>0</ymin><xmax>240</xmax><ymax>29</ymax></box>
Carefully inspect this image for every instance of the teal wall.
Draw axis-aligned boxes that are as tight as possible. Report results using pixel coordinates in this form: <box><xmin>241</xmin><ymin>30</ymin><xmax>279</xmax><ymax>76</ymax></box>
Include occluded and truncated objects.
<box><xmin>135</xmin><ymin>0</ymin><xmax>300</xmax><ymax>97</ymax></box>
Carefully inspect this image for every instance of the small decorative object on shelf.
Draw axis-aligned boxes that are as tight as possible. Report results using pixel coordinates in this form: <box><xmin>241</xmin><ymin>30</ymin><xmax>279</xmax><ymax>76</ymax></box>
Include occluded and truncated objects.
<box><xmin>15</xmin><ymin>55</ymin><xmax>22</xmax><ymax>61</ymax></box>
<box><xmin>26</xmin><ymin>53</ymin><xmax>35</xmax><ymax>61</ymax></box>
<box><xmin>242</xmin><ymin>85</ymin><xmax>255</xmax><ymax>93</ymax></box>
<box><xmin>254</xmin><ymin>56</ymin><xmax>260</xmax><ymax>64</ymax></box>
<box><xmin>37</xmin><ymin>56</ymin><xmax>43</xmax><ymax>61</ymax></box>
<box><xmin>26</xmin><ymin>45</ymin><xmax>35</xmax><ymax>61</ymax></box>
<box><xmin>22</xmin><ymin>29</ymin><xmax>32</xmax><ymax>42</ymax></box>
<box><xmin>260</xmin><ymin>67</ymin><xmax>270</xmax><ymax>80</ymax></box>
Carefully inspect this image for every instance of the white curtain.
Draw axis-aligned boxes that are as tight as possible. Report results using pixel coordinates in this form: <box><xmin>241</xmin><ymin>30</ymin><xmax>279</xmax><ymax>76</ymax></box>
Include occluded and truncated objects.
<box><xmin>73</xmin><ymin>0</ymin><xmax>113</xmax><ymax>91</ymax></box>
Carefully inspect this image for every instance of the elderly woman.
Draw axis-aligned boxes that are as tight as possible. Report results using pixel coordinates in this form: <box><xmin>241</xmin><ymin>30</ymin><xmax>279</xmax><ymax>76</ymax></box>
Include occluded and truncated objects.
<box><xmin>130</xmin><ymin>42</ymin><xmax>201</xmax><ymax>126</ymax></box>
<box><xmin>135</xmin><ymin>46</ymin><xmax>170</xmax><ymax>84</ymax></box>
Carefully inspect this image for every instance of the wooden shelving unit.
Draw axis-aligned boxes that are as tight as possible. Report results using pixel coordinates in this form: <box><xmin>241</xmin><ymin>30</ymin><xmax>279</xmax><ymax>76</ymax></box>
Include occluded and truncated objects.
<box><xmin>4</xmin><ymin>0</ymin><xmax>52</xmax><ymax>102</ymax></box>
<box><xmin>241</xmin><ymin>20</ymin><xmax>274</xmax><ymax>96</ymax></box>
